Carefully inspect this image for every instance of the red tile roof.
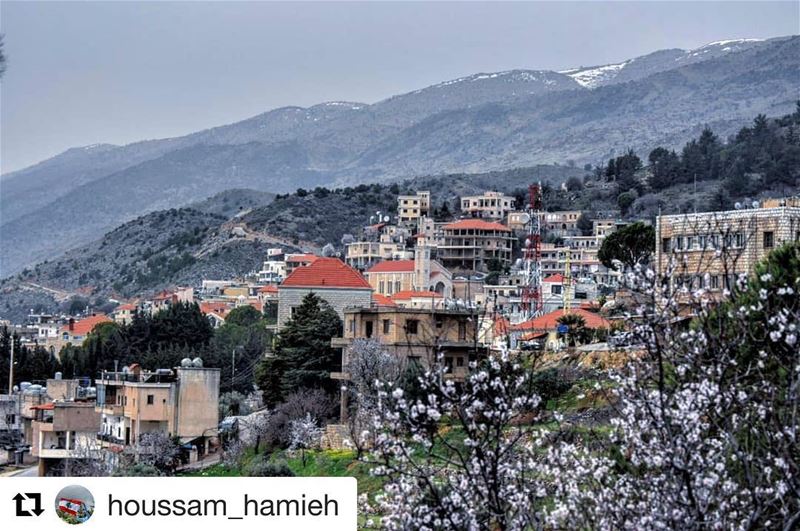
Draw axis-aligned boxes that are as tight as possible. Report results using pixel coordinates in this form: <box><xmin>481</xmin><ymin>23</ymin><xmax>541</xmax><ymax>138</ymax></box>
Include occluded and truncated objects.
<box><xmin>31</xmin><ymin>403</ymin><xmax>55</xmax><ymax>411</ymax></box>
<box><xmin>60</xmin><ymin>314</ymin><xmax>112</xmax><ymax>336</ymax></box>
<box><xmin>258</xmin><ymin>285</ymin><xmax>279</xmax><ymax>293</ymax></box>
<box><xmin>366</xmin><ymin>260</ymin><xmax>415</xmax><ymax>273</ymax></box>
<box><xmin>199</xmin><ymin>302</ymin><xmax>233</xmax><ymax>315</ymax></box>
<box><xmin>281</xmin><ymin>258</ymin><xmax>371</xmax><ymax>289</ymax></box>
<box><xmin>115</xmin><ymin>303</ymin><xmax>137</xmax><ymax>312</ymax></box>
<box><xmin>372</xmin><ymin>293</ymin><xmax>397</xmax><ymax>307</ymax></box>
<box><xmin>511</xmin><ymin>308</ymin><xmax>609</xmax><ymax>332</ymax></box>
<box><xmin>543</xmin><ymin>274</ymin><xmax>565</xmax><ymax>283</ymax></box>
<box><xmin>391</xmin><ymin>290</ymin><xmax>443</xmax><ymax>300</ymax></box>
<box><xmin>443</xmin><ymin>219</ymin><xmax>511</xmax><ymax>232</ymax></box>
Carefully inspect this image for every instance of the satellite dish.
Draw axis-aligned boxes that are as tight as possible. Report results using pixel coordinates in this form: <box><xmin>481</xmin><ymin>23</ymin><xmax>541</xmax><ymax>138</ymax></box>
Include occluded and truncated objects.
<box><xmin>734</xmin><ymin>202</ymin><xmax>743</xmax><ymax>210</ymax></box>
<box><xmin>752</xmin><ymin>201</ymin><xmax>760</xmax><ymax>209</ymax></box>
<box><xmin>181</xmin><ymin>358</ymin><xmax>193</xmax><ymax>368</ymax></box>
<box><xmin>383</xmin><ymin>215</ymin><xmax>390</xmax><ymax>222</ymax></box>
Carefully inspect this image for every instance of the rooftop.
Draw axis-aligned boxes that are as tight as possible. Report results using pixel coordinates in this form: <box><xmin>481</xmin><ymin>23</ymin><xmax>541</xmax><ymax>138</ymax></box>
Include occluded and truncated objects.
<box><xmin>391</xmin><ymin>290</ymin><xmax>443</xmax><ymax>300</ymax></box>
<box><xmin>366</xmin><ymin>259</ymin><xmax>415</xmax><ymax>273</ymax></box>
<box><xmin>60</xmin><ymin>314</ymin><xmax>112</xmax><ymax>336</ymax></box>
<box><xmin>511</xmin><ymin>308</ymin><xmax>610</xmax><ymax>332</ymax></box>
<box><xmin>281</xmin><ymin>257</ymin><xmax>371</xmax><ymax>289</ymax></box>
<box><xmin>443</xmin><ymin>219</ymin><xmax>512</xmax><ymax>232</ymax></box>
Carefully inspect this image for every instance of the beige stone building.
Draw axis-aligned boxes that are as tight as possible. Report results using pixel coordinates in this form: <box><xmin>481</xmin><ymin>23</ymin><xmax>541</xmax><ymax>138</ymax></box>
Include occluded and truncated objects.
<box><xmin>439</xmin><ymin>219</ymin><xmax>514</xmax><ymax>273</ymax></box>
<box><xmin>96</xmin><ymin>364</ymin><xmax>220</xmax><ymax>461</ymax></box>
<box><xmin>333</xmin><ymin>306</ymin><xmax>482</xmax><ymax>383</ymax></box>
<box><xmin>277</xmin><ymin>258</ymin><xmax>373</xmax><ymax>327</ymax></box>
<box><xmin>397</xmin><ymin>191</ymin><xmax>431</xmax><ymax>225</ymax></box>
<box><xmin>461</xmin><ymin>191</ymin><xmax>515</xmax><ymax>220</ymax></box>
<box><xmin>655</xmin><ymin>197</ymin><xmax>800</xmax><ymax>294</ymax></box>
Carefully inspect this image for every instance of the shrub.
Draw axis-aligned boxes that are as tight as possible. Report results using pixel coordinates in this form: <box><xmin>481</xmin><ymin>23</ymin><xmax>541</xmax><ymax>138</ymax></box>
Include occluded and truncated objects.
<box><xmin>246</xmin><ymin>461</ymin><xmax>295</xmax><ymax>477</ymax></box>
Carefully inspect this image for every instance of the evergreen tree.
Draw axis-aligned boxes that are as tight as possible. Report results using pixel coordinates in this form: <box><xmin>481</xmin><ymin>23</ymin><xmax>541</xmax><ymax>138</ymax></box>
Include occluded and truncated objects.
<box><xmin>598</xmin><ymin>222</ymin><xmax>655</xmax><ymax>270</ymax></box>
<box><xmin>255</xmin><ymin>293</ymin><xmax>342</xmax><ymax>406</ymax></box>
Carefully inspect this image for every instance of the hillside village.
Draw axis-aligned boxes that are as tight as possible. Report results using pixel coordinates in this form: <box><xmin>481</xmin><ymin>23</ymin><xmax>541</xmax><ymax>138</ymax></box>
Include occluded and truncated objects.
<box><xmin>2</xmin><ymin>165</ymin><xmax>799</xmax><ymax>479</ymax></box>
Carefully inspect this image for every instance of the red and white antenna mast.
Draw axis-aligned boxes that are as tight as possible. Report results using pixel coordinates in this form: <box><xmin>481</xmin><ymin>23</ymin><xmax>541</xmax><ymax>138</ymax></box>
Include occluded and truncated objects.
<box><xmin>521</xmin><ymin>183</ymin><xmax>543</xmax><ymax>319</ymax></box>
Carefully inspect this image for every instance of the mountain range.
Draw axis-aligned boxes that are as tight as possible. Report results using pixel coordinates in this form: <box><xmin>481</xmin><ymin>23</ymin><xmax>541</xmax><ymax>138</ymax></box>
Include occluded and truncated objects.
<box><xmin>2</xmin><ymin>35</ymin><xmax>798</xmax><ymax>276</ymax></box>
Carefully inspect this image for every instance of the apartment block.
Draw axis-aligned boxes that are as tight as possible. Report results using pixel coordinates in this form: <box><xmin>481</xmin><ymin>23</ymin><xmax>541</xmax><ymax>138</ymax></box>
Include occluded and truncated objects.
<box><xmin>655</xmin><ymin>197</ymin><xmax>800</xmax><ymax>293</ymax></box>
<box><xmin>439</xmin><ymin>219</ymin><xmax>514</xmax><ymax>273</ymax></box>
<box><xmin>95</xmin><ymin>364</ymin><xmax>220</xmax><ymax>461</ymax></box>
<box><xmin>397</xmin><ymin>191</ymin><xmax>431</xmax><ymax>225</ymax></box>
<box><xmin>461</xmin><ymin>192</ymin><xmax>515</xmax><ymax>220</ymax></box>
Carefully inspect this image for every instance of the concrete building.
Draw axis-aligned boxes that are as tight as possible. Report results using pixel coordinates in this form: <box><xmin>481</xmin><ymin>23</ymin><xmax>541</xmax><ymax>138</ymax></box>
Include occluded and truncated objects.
<box><xmin>506</xmin><ymin>211</ymin><xmax>530</xmax><ymax>232</ymax></box>
<box><xmin>655</xmin><ymin>198</ymin><xmax>800</xmax><ymax>294</ymax></box>
<box><xmin>540</xmin><ymin>210</ymin><xmax>583</xmax><ymax>238</ymax></box>
<box><xmin>461</xmin><ymin>192</ymin><xmax>516</xmax><ymax>220</ymax></box>
<box><xmin>284</xmin><ymin>253</ymin><xmax>319</xmax><ymax>276</ymax></box>
<box><xmin>397</xmin><ymin>191</ymin><xmax>431</xmax><ymax>226</ymax></box>
<box><xmin>96</xmin><ymin>363</ymin><xmax>220</xmax><ymax>462</ymax></box>
<box><xmin>277</xmin><ymin>258</ymin><xmax>373</xmax><ymax>328</ymax></box>
<box><xmin>345</xmin><ymin>241</ymin><xmax>410</xmax><ymax>271</ymax></box>
<box><xmin>332</xmin><ymin>305</ymin><xmax>485</xmax><ymax>413</ymax></box>
<box><xmin>31</xmin><ymin>400</ymin><xmax>102</xmax><ymax>476</ymax></box>
<box><xmin>439</xmin><ymin>219</ymin><xmax>514</xmax><ymax>273</ymax></box>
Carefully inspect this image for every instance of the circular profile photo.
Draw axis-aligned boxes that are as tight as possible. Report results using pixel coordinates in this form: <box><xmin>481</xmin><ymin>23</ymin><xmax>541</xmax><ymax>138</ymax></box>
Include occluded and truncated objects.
<box><xmin>54</xmin><ymin>485</ymin><xmax>95</xmax><ymax>525</ymax></box>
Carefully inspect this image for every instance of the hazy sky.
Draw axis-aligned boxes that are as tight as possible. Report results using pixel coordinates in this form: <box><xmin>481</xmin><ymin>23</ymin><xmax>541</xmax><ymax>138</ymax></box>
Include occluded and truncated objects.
<box><xmin>1</xmin><ymin>1</ymin><xmax>798</xmax><ymax>173</ymax></box>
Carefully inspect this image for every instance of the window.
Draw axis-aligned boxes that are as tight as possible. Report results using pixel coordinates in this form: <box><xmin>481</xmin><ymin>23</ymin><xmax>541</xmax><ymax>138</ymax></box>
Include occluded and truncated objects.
<box><xmin>763</xmin><ymin>231</ymin><xmax>774</xmax><ymax>249</ymax></box>
<box><xmin>686</xmin><ymin>236</ymin><xmax>695</xmax><ymax>250</ymax></box>
<box><xmin>435</xmin><ymin>317</ymin><xmax>443</xmax><ymax>329</ymax></box>
<box><xmin>458</xmin><ymin>321</ymin><xmax>467</xmax><ymax>341</ymax></box>
<box><xmin>734</xmin><ymin>232</ymin><xmax>745</xmax><ymax>248</ymax></box>
<box><xmin>405</xmin><ymin>319</ymin><xmax>419</xmax><ymax>334</ymax></box>
<box><xmin>456</xmin><ymin>357</ymin><xmax>465</xmax><ymax>367</ymax></box>
<box><xmin>552</xmin><ymin>284</ymin><xmax>562</xmax><ymax>295</ymax></box>
<box><xmin>675</xmin><ymin>236</ymin><xmax>684</xmax><ymax>250</ymax></box>
<box><xmin>382</xmin><ymin>319</ymin><xmax>390</xmax><ymax>334</ymax></box>
<box><xmin>349</xmin><ymin>319</ymin><xmax>355</xmax><ymax>334</ymax></box>
<box><xmin>379</xmin><ymin>281</ymin><xmax>385</xmax><ymax>294</ymax></box>
<box><xmin>395</xmin><ymin>281</ymin><xmax>401</xmax><ymax>293</ymax></box>
<box><xmin>146</xmin><ymin>395</ymin><xmax>154</xmax><ymax>405</ymax></box>
<box><xmin>575</xmin><ymin>291</ymin><xmax>588</xmax><ymax>300</ymax></box>
<box><xmin>710</xmin><ymin>275</ymin><xmax>720</xmax><ymax>290</ymax></box>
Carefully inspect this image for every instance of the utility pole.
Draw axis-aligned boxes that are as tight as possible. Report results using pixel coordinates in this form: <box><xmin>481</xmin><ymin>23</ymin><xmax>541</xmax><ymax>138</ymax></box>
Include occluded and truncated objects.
<box><xmin>8</xmin><ymin>335</ymin><xmax>14</xmax><ymax>394</ymax></box>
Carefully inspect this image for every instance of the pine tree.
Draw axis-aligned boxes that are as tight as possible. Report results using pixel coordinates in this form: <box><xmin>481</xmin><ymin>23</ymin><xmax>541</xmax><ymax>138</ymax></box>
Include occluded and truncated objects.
<box><xmin>255</xmin><ymin>293</ymin><xmax>342</xmax><ymax>405</ymax></box>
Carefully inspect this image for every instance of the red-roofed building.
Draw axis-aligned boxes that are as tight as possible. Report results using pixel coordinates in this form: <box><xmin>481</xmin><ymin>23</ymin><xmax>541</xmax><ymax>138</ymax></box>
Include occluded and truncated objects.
<box><xmin>510</xmin><ymin>308</ymin><xmax>610</xmax><ymax>349</ymax></box>
<box><xmin>59</xmin><ymin>314</ymin><xmax>112</xmax><ymax>345</ymax></box>
<box><xmin>277</xmin><ymin>258</ymin><xmax>373</xmax><ymax>327</ymax></box>
<box><xmin>112</xmin><ymin>303</ymin><xmax>139</xmax><ymax>325</ymax></box>
<box><xmin>439</xmin><ymin>219</ymin><xmax>514</xmax><ymax>273</ymax></box>
<box><xmin>371</xmin><ymin>293</ymin><xmax>397</xmax><ymax>307</ymax></box>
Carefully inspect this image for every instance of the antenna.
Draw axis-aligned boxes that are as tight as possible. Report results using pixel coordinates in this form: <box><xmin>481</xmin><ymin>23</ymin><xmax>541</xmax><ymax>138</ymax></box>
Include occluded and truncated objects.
<box><xmin>521</xmin><ymin>183</ymin><xmax>543</xmax><ymax>320</ymax></box>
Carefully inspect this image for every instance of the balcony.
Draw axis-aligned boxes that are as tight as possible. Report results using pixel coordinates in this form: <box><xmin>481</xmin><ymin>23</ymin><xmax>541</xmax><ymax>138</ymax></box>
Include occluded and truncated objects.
<box><xmin>98</xmin><ymin>403</ymin><xmax>124</xmax><ymax>416</ymax></box>
<box><xmin>97</xmin><ymin>433</ymin><xmax>126</xmax><ymax>445</ymax></box>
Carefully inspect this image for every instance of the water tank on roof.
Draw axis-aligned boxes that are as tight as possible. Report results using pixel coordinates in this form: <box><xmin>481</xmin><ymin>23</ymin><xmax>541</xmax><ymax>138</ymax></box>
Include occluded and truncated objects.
<box><xmin>192</xmin><ymin>357</ymin><xmax>204</xmax><ymax>368</ymax></box>
<box><xmin>54</xmin><ymin>372</ymin><xmax>63</xmax><ymax>380</ymax></box>
<box><xmin>20</xmin><ymin>382</ymin><xmax>31</xmax><ymax>392</ymax></box>
<box><xmin>181</xmin><ymin>358</ymin><xmax>193</xmax><ymax>368</ymax></box>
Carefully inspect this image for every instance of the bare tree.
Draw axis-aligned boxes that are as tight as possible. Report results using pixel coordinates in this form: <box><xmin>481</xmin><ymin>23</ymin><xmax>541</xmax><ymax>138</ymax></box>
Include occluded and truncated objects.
<box><xmin>134</xmin><ymin>432</ymin><xmax>181</xmax><ymax>475</ymax></box>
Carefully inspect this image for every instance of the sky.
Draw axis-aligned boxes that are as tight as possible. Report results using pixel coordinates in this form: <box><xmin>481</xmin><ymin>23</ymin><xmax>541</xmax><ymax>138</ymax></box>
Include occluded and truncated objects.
<box><xmin>1</xmin><ymin>1</ymin><xmax>798</xmax><ymax>174</ymax></box>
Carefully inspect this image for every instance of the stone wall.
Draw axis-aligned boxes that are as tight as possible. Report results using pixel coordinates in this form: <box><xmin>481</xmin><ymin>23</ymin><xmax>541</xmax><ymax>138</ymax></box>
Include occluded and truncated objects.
<box><xmin>277</xmin><ymin>287</ymin><xmax>372</xmax><ymax>328</ymax></box>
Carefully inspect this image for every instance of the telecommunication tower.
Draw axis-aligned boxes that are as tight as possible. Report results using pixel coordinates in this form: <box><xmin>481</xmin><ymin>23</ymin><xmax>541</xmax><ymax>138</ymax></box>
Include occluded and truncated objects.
<box><xmin>563</xmin><ymin>245</ymin><xmax>572</xmax><ymax>315</ymax></box>
<box><xmin>521</xmin><ymin>184</ymin><xmax>543</xmax><ymax>319</ymax></box>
